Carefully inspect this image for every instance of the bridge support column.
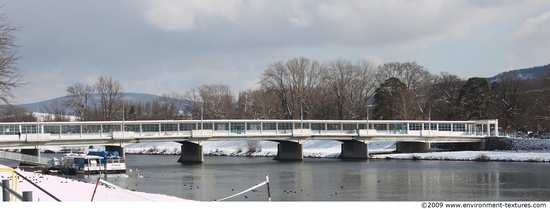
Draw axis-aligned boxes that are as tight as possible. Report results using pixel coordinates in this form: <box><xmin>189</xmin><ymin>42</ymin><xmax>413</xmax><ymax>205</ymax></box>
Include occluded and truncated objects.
<box><xmin>177</xmin><ymin>141</ymin><xmax>203</xmax><ymax>164</ymax></box>
<box><xmin>340</xmin><ymin>140</ymin><xmax>369</xmax><ymax>160</ymax></box>
<box><xmin>19</xmin><ymin>149</ymin><xmax>40</xmax><ymax>166</ymax></box>
<box><xmin>105</xmin><ymin>145</ymin><xmax>125</xmax><ymax>159</ymax></box>
<box><xmin>396</xmin><ymin>142</ymin><xmax>431</xmax><ymax>153</ymax></box>
<box><xmin>274</xmin><ymin>141</ymin><xmax>303</xmax><ymax>161</ymax></box>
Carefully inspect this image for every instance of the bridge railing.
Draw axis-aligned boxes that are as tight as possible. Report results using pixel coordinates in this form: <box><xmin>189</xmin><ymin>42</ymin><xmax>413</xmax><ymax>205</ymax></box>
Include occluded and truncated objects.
<box><xmin>0</xmin><ymin>150</ymin><xmax>52</xmax><ymax>166</ymax></box>
<box><xmin>0</xmin><ymin>119</ymin><xmax>499</xmax><ymax>141</ymax></box>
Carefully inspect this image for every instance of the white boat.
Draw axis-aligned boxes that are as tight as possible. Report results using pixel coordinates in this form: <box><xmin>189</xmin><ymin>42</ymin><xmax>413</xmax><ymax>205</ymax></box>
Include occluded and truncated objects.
<box><xmin>58</xmin><ymin>153</ymin><xmax>105</xmax><ymax>174</ymax></box>
<box><xmin>48</xmin><ymin>150</ymin><xmax>126</xmax><ymax>174</ymax></box>
<box><xmin>87</xmin><ymin>150</ymin><xmax>127</xmax><ymax>173</ymax></box>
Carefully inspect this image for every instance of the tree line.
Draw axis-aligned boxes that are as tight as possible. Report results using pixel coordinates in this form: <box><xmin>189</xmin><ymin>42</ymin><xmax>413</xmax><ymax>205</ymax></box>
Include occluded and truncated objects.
<box><xmin>2</xmin><ymin>57</ymin><xmax>549</xmax><ymax>135</ymax></box>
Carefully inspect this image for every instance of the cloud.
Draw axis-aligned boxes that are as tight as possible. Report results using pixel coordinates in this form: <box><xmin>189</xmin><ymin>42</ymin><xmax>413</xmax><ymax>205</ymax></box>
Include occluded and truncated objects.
<box><xmin>4</xmin><ymin>0</ymin><xmax>550</xmax><ymax>104</ymax></box>
<box><xmin>512</xmin><ymin>11</ymin><xmax>550</xmax><ymax>47</ymax></box>
<box><xmin>288</xmin><ymin>1</ymin><xmax>313</xmax><ymax>28</ymax></box>
<box><xmin>145</xmin><ymin>0</ymin><xmax>243</xmax><ymax>31</ymax></box>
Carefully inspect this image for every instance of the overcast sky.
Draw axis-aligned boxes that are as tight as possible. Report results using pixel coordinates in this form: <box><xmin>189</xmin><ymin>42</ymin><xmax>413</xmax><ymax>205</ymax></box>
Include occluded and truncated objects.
<box><xmin>2</xmin><ymin>0</ymin><xmax>550</xmax><ymax>104</ymax></box>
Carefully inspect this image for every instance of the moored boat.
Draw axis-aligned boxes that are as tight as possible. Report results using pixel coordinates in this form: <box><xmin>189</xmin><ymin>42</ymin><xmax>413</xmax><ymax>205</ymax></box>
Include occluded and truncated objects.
<box><xmin>49</xmin><ymin>150</ymin><xmax>127</xmax><ymax>175</ymax></box>
<box><xmin>87</xmin><ymin>150</ymin><xmax>127</xmax><ymax>173</ymax></box>
<box><xmin>56</xmin><ymin>153</ymin><xmax>104</xmax><ymax>174</ymax></box>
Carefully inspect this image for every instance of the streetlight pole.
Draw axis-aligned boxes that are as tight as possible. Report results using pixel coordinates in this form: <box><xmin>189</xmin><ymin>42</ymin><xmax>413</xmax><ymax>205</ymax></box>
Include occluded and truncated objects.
<box><xmin>366</xmin><ymin>104</ymin><xmax>374</xmax><ymax>134</ymax></box>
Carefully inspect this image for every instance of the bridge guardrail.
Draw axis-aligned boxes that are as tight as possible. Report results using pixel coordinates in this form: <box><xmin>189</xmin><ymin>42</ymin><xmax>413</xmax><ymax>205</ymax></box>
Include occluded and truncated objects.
<box><xmin>0</xmin><ymin>150</ymin><xmax>52</xmax><ymax>166</ymax></box>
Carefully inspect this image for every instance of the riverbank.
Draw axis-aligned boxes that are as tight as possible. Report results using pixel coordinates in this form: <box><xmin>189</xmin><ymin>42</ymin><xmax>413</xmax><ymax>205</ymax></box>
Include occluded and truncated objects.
<box><xmin>0</xmin><ymin>164</ymin><xmax>193</xmax><ymax>203</ymax></box>
<box><xmin>120</xmin><ymin>137</ymin><xmax>550</xmax><ymax>162</ymax></box>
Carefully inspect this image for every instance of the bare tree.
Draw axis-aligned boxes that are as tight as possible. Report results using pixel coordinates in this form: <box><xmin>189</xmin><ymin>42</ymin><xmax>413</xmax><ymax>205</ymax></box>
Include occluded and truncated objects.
<box><xmin>198</xmin><ymin>84</ymin><xmax>235</xmax><ymax>119</ymax></box>
<box><xmin>531</xmin><ymin>71</ymin><xmax>550</xmax><ymax>133</ymax></box>
<box><xmin>430</xmin><ymin>72</ymin><xmax>464</xmax><ymax>120</ymax></box>
<box><xmin>0</xmin><ymin>105</ymin><xmax>35</xmax><ymax>122</ymax></box>
<box><xmin>66</xmin><ymin>82</ymin><xmax>94</xmax><ymax>121</ymax></box>
<box><xmin>42</xmin><ymin>99</ymin><xmax>69</xmax><ymax>122</ymax></box>
<box><xmin>183</xmin><ymin>88</ymin><xmax>203</xmax><ymax>120</ymax></box>
<box><xmin>155</xmin><ymin>92</ymin><xmax>185</xmax><ymax>119</ymax></box>
<box><xmin>323</xmin><ymin>59</ymin><xmax>377</xmax><ymax>120</ymax></box>
<box><xmin>260</xmin><ymin>57</ymin><xmax>325</xmax><ymax>119</ymax></box>
<box><xmin>491</xmin><ymin>72</ymin><xmax>533</xmax><ymax>133</ymax></box>
<box><xmin>376</xmin><ymin>62</ymin><xmax>435</xmax><ymax>119</ymax></box>
<box><xmin>94</xmin><ymin>74</ymin><xmax>124</xmax><ymax>121</ymax></box>
<box><xmin>0</xmin><ymin>12</ymin><xmax>24</xmax><ymax>104</ymax></box>
<box><xmin>237</xmin><ymin>88</ymin><xmax>278</xmax><ymax>119</ymax></box>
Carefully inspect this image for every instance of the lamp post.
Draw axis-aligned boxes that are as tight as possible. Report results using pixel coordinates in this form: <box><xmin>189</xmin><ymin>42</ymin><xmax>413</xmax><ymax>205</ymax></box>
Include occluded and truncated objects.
<box><xmin>366</xmin><ymin>104</ymin><xmax>375</xmax><ymax>134</ymax></box>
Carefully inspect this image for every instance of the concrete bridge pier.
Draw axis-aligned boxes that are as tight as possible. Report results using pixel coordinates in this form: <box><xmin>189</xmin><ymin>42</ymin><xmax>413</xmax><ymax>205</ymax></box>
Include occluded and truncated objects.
<box><xmin>177</xmin><ymin>141</ymin><xmax>203</xmax><ymax>163</ymax></box>
<box><xmin>339</xmin><ymin>140</ymin><xmax>369</xmax><ymax>160</ymax></box>
<box><xmin>396</xmin><ymin>142</ymin><xmax>431</xmax><ymax>153</ymax></box>
<box><xmin>20</xmin><ymin>148</ymin><xmax>40</xmax><ymax>166</ymax></box>
<box><xmin>105</xmin><ymin>145</ymin><xmax>125</xmax><ymax>159</ymax></box>
<box><xmin>274</xmin><ymin>141</ymin><xmax>303</xmax><ymax>161</ymax></box>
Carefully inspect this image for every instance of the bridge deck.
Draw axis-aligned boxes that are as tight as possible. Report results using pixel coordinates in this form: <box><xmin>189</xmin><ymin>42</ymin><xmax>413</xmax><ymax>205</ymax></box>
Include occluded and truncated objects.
<box><xmin>0</xmin><ymin>119</ymin><xmax>499</xmax><ymax>149</ymax></box>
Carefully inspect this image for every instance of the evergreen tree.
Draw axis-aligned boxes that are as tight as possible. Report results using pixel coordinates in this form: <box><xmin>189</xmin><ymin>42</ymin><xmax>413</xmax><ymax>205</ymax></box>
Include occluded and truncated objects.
<box><xmin>454</xmin><ymin>77</ymin><xmax>495</xmax><ymax>120</ymax></box>
<box><xmin>373</xmin><ymin>77</ymin><xmax>407</xmax><ymax>120</ymax></box>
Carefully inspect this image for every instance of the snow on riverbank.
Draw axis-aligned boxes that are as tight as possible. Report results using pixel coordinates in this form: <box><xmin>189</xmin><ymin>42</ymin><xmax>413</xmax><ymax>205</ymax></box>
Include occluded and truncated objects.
<box><xmin>0</xmin><ymin>164</ymin><xmax>193</xmax><ymax>203</ymax></box>
<box><xmin>122</xmin><ymin>137</ymin><xmax>550</xmax><ymax>162</ymax></box>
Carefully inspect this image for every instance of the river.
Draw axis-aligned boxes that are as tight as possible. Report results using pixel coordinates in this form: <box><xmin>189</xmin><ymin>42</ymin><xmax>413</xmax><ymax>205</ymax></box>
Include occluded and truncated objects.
<box><xmin>27</xmin><ymin>153</ymin><xmax>549</xmax><ymax>202</ymax></box>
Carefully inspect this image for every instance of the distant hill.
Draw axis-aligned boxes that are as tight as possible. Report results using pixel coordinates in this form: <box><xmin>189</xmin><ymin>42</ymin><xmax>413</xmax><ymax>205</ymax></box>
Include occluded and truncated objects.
<box><xmin>15</xmin><ymin>92</ymin><xmax>163</xmax><ymax>112</ymax></box>
<box><xmin>487</xmin><ymin>64</ymin><xmax>550</xmax><ymax>83</ymax></box>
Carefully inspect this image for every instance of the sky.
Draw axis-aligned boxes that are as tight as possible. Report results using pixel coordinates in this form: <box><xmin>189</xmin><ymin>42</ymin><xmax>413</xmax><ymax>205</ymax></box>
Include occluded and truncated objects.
<box><xmin>1</xmin><ymin>0</ymin><xmax>550</xmax><ymax>104</ymax></box>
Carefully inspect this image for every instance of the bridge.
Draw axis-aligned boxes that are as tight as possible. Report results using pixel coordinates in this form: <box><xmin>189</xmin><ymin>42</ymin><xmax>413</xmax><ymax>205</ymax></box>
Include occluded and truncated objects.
<box><xmin>0</xmin><ymin>119</ymin><xmax>499</xmax><ymax>164</ymax></box>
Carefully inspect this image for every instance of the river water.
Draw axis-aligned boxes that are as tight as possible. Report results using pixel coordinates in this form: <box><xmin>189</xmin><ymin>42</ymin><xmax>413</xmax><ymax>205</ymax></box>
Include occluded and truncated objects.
<box><xmin>7</xmin><ymin>153</ymin><xmax>550</xmax><ymax>201</ymax></box>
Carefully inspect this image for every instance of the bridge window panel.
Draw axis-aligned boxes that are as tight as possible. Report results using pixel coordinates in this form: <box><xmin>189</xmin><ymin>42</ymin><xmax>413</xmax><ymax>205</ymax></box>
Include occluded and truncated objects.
<box><xmin>424</xmin><ymin>123</ymin><xmax>437</xmax><ymax>130</ymax></box>
<box><xmin>21</xmin><ymin>125</ymin><xmax>41</xmax><ymax>134</ymax></box>
<box><xmin>198</xmin><ymin>123</ymin><xmax>213</xmax><ymax>130</ymax></box>
<box><xmin>1</xmin><ymin>125</ymin><xmax>19</xmax><ymax>135</ymax></box>
<box><xmin>358</xmin><ymin>124</ymin><xmax>371</xmax><ymax>129</ymax></box>
<box><xmin>161</xmin><ymin>124</ymin><xmax>178</xmax><ymax>132</ymax></box>
<box><xmin>124</xmin><ymin>124</ymin><xmax>140</xmax><ymax>132</ymax></box>
<box><xmin>327</xmin><ymin>123</ymin><xmax>341</xmax><ymax>130</ymax></box>
<box><xmin>453</xmin><ymin>124</ymin><xmax>466</xmax><ymax>132</ymax></box>
<box><xmin>247</xmin><ymin>123</ymin><xmax>261</xmax><ymax>130</ymax></box>
<box><xmin>262</xmin><ymin>123</ymin><xmax>276</xmax><ymax>130</ymax></box>
<box><xmin>179</xmin><ymin>123</ymin><xmax>195</xmax><ymax>131</ymax></box>
<box><xmin>409</xmin><ymin>123</ymin><xmax>422</xmax><ymax>131</ymax></box>
<box><xmin>294</xmin><ymin>123</ymin><xmax>309</xmax><ymax>129</ymax></box>
<box><xmin>278</xmin><ymin>123</ymin><xmax>292</xmax><ymax>130</ymax></box>
<box><xmin>142</xmin><ymin>124</ymin><xmax>159</xmax><ymax>132</ymax></box>
<box><xmin>311</xmin><ymin>123</ymin><xmax>325</xmax><ymax>130</ymax></box>
<box><xmin>373</xmin><ymin>124</ymin><xmax>387</xmax><ymax>130</ymax></box>
<box><xmin>214</xmin><ymin>123</ymin><xmax>229</xmax><ymax>130</ymax></box>
<box><xmin>342</xmin><ymin>124</ymin><xmax>356</xmax><ymax>131</ymax></box>
<box><xmin>43</xmin><ymin>125</ymin><xmax>60</xmax><ymax>134</ymax></box>
<box><xmin>82</xmin><ymin>125</ymin><xmax>102</xmax><ymax>133</ymax></box>
<box><xmin>103</xmin><ymin>125</ymin><xmax>121</xmax><ymax>133</ymax></box>
<box><xmin>62</xmin><ymin>125</ymin><xmax>81</xmax><ymax>134</ymax></box>
<box><xmin>438</xmin><ymin>123</ymin><xmax>451</xmax><ymax>131</ymax></box>
<box><xmin>231</xmin><ymin>123</ymin><xmax>245</xmax><ymax>134</ymax></box>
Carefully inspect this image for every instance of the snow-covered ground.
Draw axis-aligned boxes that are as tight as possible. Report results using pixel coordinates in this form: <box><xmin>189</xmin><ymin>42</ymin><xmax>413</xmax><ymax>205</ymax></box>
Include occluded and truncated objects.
<box><xmin>0</xmin><ymin>164</ymin><xmax>192</xmax><ymax>202</ymax></box>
